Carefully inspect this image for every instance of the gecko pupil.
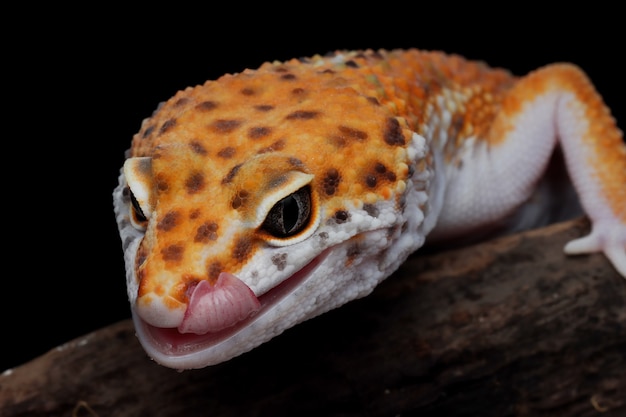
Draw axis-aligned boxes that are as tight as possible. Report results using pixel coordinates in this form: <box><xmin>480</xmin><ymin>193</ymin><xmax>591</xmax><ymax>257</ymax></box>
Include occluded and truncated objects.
<box><xmin>262</xmin><ymin>186</ymin><xmax>311</xmax><ymax>238</ymax></box>
<box><xmin>129</xmin><ymin>190</ymin><xmax>147</xmax><ymax>222</ymax></box>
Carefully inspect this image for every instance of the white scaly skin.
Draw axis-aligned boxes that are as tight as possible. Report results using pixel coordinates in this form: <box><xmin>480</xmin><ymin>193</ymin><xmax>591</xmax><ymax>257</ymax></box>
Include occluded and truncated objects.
<box><xmin>113</xmin><ymin>49</ymin><xmax>626</xmax><ymax>370</ymax></box>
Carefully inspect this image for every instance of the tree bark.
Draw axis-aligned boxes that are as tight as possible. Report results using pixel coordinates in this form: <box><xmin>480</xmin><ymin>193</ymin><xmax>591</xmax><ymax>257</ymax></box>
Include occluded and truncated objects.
<box><xmin>2</xmin><ymin>217</ymin><xmax>625</xmax><ymax>417</ymax></box>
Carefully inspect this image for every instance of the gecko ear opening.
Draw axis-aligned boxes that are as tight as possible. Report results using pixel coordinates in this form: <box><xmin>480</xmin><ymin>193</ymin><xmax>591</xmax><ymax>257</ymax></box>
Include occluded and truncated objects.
<box><xmin>123</xmin><ymin>157</ymin><xmax>154</xmax><ymax>231</ymax></box>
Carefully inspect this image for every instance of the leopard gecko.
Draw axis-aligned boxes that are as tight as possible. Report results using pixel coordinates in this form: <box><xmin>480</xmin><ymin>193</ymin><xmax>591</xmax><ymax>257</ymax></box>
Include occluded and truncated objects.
<box><xmin>113</xmin><ymin>48</ymin><xmax>626</xmax><ymax>370</ymax></box>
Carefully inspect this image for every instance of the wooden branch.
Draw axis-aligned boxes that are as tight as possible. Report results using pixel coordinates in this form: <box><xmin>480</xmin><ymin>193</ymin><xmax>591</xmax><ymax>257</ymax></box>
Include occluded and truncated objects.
<box><xmin>2</xmin><ymin>217</ymin><xmax>625</xmax><ymax>417</ymax></box>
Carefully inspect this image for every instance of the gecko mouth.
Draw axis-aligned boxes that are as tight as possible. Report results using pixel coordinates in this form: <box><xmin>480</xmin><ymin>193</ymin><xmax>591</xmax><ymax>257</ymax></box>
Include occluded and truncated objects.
<box><xmin>133</xmin><ymin>250</ymin><xmax>329</xmax><ymax>358</ymax></box>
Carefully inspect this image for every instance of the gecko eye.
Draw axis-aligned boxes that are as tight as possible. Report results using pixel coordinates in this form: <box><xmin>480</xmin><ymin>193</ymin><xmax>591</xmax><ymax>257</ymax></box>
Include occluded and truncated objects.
<box><xmin>261</xmin><ymin>186</ymin><xmax>311</xmax><ymax>238</ymax></box>
<box><xmin>129</xmin><ymin>189</ymin><xmax>148</xmax><ymax>225</ymax></box>
<box><xmin>123</xmin><ymin>157</ymin><xmax>154</xmax><ymax>231</ymax></box>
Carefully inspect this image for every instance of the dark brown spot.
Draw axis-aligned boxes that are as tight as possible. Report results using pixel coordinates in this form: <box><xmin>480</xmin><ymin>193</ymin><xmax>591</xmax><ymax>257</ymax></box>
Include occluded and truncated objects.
<box><xmin>248</xmin><ymin>126</ymin><xmax>272</xmax><ymax>139</ymax></box>
<box><xmin>240</xmin><ymin>87</ymin><xmax>255</xmax><ymax>96</ymax></box>
<box><xmin>375</xmin><ymin>163</ymin><xmax>387</xmax><ymax>173</ymax></box>
<box><xmin>365</xmin><ymin>175</ymin><xmax>377</xmax><ymax>188</ymax></box>
<box><xmin>142</xmin><ymin>125</ymin><xmax>155</xmax><ymax>138</ymax></box>
<box><xmin>232</xmin><ymin>236</ymin><xmax>253</xmax><ymax>262</ymax></box>
<box><xmin>347</xmin><ymin>243</ymin><xmax>361</xmax><ymax>259</ymax></box>
<box><xmin>320</xmin><ymin>69</ymin><xmax>335</xmax><ymax>74</ymax></box>
<box><xmin>345</xmin><ymin>60</ymin><xmax>359</xmax><ymax>68</ymax></box>
<box><xmin>182</xmin><ymin>275</ymin><xmax>201</xmax><ymax>298</ymax></box>
<box><xmin>291</xmin><ymin>88</ymin><xmax>306</xmax><ymax>95</ymax></box>
<box><xmin>327</xmin><ymin>168</ymin><xmax>340</xmax><ymax>179</ymax></box>
<box><xmin>185</xmin><ymin>172</ymin><xmax>205</xmax><ymax>194</ymax></box>
<box><xmin>280</xmin><ymin>73</ymin><xmax>296</xmax><ymax>80</ymax></box>
<box><xmin>268</xmin><ymin>175</ymin><xmax>287</xmax><ymax>189</ymax></box>
<box><xmin>189</xmin><ymin>140</ymin><xmax>207</xmax><ymax>155</ymax></box>
<box><xmin>334</xmin><ymin>210</ymin><xmax>350</xmax><ymax>223</ymax></box>
<box><xmin>157</xmin><ymin>211</ymin><xmax>180</xmax><ymax>231</ymax></box>
<box><xmin>222</xmin><ymin>163</ymin><xmax>243</xmax><ymax>184</ymax></box>
<box><xmin>384</xmin><ymin>117</ymin><xmax>405</xmax><ymax>146</ymax></box>
<box><xmin>196</xmin><ymin>101</ymin><xmax>218</xmax><ymax>111</ymax></box>
<box><xmin>285</xmin><ymin>110</ymin><xmax>320</xmax><ymax>120</ymax></box>
<box><xmin>386</xmin><ymin>171</ymin><xmax>397</xmax><ymax>181</ymax></box>
<box><xmin>189</xmin><ymin>209</ymin><xmax>201</xmax><ymax>219</ymax></box>
<box><xmin>254</xmin><ymin>104</ymin><xmax>274</xmax><ymax>112</ymax></box>
<box><xmin>217</xmin><ymin>147</ymin><xmax>236</xmax><ymax>158</ymax></box>
<box><xmin>195</xmin><ymin>221</ymin><xmax>219</xmax><ymax>243</ymax></box>
<box><xmin>258</xmin><ymin>139</ymin><xmax>285</xmax><ymax>154</ymax></box>
<box><xmin>288</xmin><ymin>157</ymin><xmax>304</xmax><ymax>168</ymax></box>
<box><xmin>211</xmin><ymin>119</ymin><xmax>242</xmax><ymax>133</ymax></box>
<box><xmin>338</xmin><ymin>125</ymin><xmax>368</xmax><ymax>141</ymax></box>
<box><xmin>271</xmin><ymin>253</ymin><xmax>287</xmax><ymax>271</ymax></box>
<box><xmin>323</xmin><ymin>168</ymin><xmax>341</xmax><ymax>195</ymax></box>
<box><xmin>366</xmin><ymin>96</ymin><xmax>380</xmax><ymax>106</ymax></box>
<box><xmin>231</xmin><ymin>190</ymin><xmax>250</xmax><ymax>209</ymax></box>
<box><xmin>156</xmin><ymin>176</ymin><xmax>169</xmax><ymax>192</ymax></box>
<box><xmin>174</xmin><ymin>98</ymin><xmax>189</xmax><ymax>107</ymax></box>
<box><xmin>159</xmin><ymin>119</ymin><xmax>177</xmax><ymax>135</ymax></box>
<box><xmin>161</xmin><ymin>244</ymin><xmax>184</xmax><ymax>262</ymax></box>
<box><xmin>329</xmin><ymin>135</ymin><xmax>347</xmax><ymax>148</ymax></box>
<box><xmin>207</xmin><ymin>261</ymin><xmax>223</xmax><ymax>281</ymax></box>
<box><xmin>137</xmin><ymin>158</ymin><xmax>152</xmax><ymax>176</ymax></box>
<box><xmin>363</xmin><ymin>203</ymin><xmax>379</xmax><ymax>218</ymax></box>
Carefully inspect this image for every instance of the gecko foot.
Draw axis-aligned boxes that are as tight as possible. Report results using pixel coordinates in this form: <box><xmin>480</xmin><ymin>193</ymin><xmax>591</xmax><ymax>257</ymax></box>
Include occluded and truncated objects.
<box><xmin>564</xmin><ymin>222</ymin><xmax>626</xmax><ymax>278</ymax></box>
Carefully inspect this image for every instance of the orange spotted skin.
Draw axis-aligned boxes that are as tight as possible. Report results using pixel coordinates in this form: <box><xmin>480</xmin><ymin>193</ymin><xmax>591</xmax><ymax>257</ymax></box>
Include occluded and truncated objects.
<box><xmin>131</xmin><ymin>51</ymin><xmax>419</xmax><ymax>305</ymax></box>
<box><xmin>114</xmin><ymin>47</ymin><xmax>626</xmax><ymax>369</ymax></box>
<box><xmin>132</xmin><ymin>49</ymin><xmax>515</xmax><ymax>157</ymax></box>
<box><xmin>126</xmin><ymin>48</ymin><xmax>626</xmax><ymax>307</ymax></box>
<box><xmin>129</xmin><ymin>49</ymin><xmax>509</xmax><ymax>305</ymax></box>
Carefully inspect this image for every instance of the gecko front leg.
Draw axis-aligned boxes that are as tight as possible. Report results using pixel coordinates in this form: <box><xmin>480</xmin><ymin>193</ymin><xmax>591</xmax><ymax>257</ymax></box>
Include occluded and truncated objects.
<box><xmin>429</xmin><ymin>63</ymin><xmax>626</xmax><ymax>277</ymax></box>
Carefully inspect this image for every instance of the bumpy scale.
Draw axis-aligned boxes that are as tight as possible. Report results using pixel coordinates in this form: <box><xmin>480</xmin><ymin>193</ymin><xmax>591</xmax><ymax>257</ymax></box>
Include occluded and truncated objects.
<box><xmin>113</xmin><ymin>49</ymin><xmax>626</xmax><ymax>370</ymax></box>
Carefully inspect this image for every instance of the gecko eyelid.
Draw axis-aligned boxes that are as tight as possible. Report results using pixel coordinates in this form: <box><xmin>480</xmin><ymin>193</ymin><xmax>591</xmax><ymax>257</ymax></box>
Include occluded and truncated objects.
<box><xmin>261</xmin><ymin>185</ymin><xmax>311</xmax><ymax>238</ymax></box>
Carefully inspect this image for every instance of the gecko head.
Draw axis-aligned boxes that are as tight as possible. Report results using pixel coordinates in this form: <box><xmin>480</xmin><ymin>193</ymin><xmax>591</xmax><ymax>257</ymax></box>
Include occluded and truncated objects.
<box><xmin>112</xmin><ymin>59</ymin><xmax>432</xmax><ymax>369</ymax></box>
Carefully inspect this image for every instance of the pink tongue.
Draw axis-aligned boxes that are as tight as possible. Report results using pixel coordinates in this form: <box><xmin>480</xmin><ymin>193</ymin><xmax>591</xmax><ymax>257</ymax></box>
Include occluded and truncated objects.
<box><xmin>178</xmin><ymin>272</ymin><xmax>261</xmax><ymax>335</ymax></box>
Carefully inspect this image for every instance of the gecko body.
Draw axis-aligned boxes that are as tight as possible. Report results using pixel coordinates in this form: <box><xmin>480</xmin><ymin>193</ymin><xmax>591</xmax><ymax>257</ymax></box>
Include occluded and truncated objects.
<box><xmin>113</xmin><ymin>49</ymin><xmax>626</xmax><ymax>370</ymax></box>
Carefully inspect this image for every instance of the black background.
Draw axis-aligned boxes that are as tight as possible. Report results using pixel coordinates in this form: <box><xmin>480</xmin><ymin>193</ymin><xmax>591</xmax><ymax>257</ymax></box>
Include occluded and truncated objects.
<box><xmin>5</xmin><ymin>7</ymin><xmax>624</xmax><ymax>372</ymax></box>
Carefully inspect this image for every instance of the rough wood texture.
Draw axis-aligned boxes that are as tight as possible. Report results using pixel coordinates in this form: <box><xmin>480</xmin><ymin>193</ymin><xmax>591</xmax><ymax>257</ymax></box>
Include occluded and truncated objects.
<box><xmin>2</xmin><ymin>217</ymin><xmax>625</xmax><ymax>417</ymax></box>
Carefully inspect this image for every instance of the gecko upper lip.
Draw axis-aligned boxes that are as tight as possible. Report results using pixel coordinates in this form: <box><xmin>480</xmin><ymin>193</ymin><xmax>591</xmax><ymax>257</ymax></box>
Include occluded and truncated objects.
<box><xmin>133</xmin><ymin>249</ymin><xmax>330</xmax><ymax>357</ymax></box>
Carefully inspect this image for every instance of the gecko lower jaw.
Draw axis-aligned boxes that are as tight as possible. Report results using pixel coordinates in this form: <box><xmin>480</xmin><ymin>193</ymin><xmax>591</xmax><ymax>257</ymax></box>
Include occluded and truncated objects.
<box><xmin>132</xmin><ymin>249</ymin><xmax>330</xmax><ymax>360</ymax></box>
